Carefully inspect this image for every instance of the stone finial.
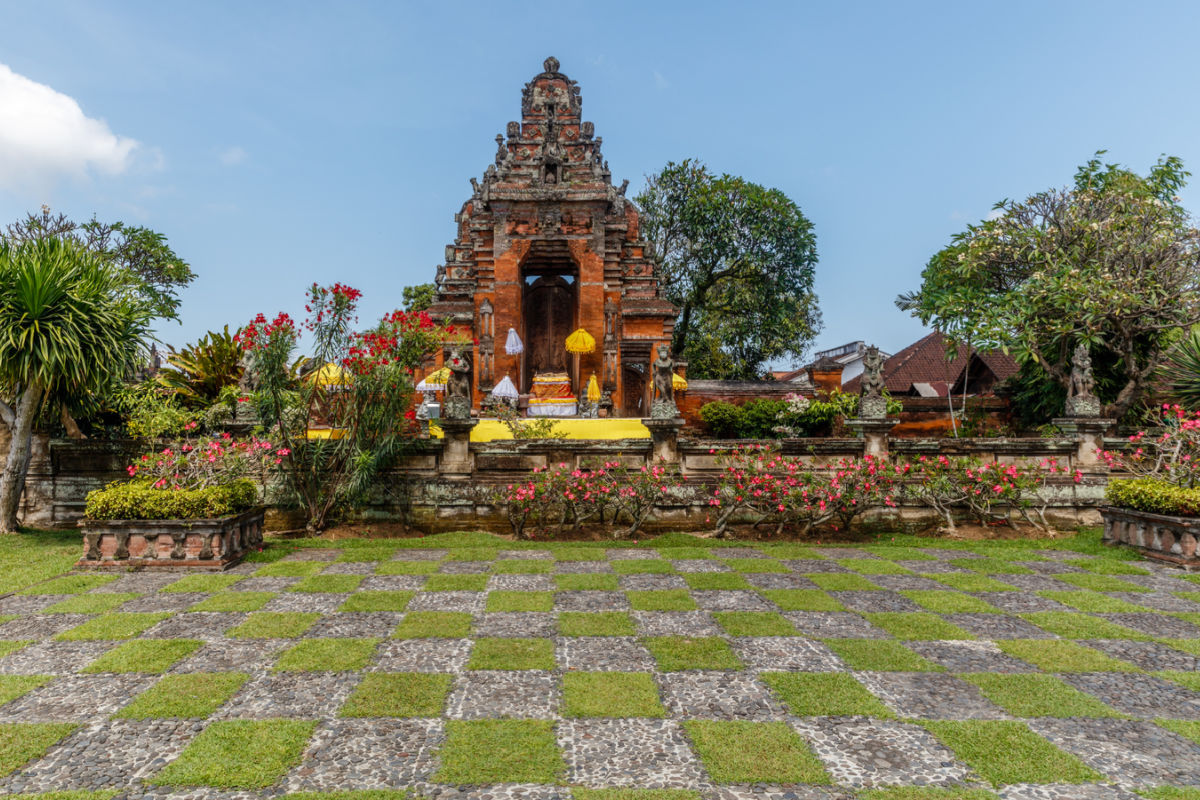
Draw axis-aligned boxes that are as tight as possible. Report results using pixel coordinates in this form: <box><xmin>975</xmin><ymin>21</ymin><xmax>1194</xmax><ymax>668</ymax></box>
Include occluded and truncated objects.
<box><xmin>543</xmin><ymin>56</ymin><xmax>560</xmax><ymax>74</ymax></box>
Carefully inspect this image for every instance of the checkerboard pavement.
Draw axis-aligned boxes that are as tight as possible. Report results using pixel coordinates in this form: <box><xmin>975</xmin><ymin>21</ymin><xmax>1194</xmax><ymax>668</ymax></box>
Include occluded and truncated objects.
<box><xmin>1</xmin><ymin>542</ymin><xmax>1200</xmax><ymax>798</ymax></box>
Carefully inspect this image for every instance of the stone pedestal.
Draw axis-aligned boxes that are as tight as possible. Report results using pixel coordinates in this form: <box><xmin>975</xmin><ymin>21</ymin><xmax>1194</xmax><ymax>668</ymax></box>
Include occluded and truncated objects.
<box><xmin>78</xmin><ymin>506</ymin><xmax>264</xmax><ymax>570</ymax></box>
<box><xmin>1053</xmin><ymin>417</ymin><xmax>1114</xmax><ymax>468</ymax></box>
<box><xmin>439</xmin><ymin>419</ymin><xmax>478</xmax><ymax>478</ymax></box>
<box><xmin>642</xmin><ymin>417</ymin><xmax>685</xmax><ymax>464</ymax></box>
<box><xmin>1102</xmin><ymin>506</ymin><xmax>1200</xmax><ymax>570</ymax></box>
<box><xmin>845</xmin><ymin>418</ymin><xmax>899</xmax><ymax>459</ymax></box>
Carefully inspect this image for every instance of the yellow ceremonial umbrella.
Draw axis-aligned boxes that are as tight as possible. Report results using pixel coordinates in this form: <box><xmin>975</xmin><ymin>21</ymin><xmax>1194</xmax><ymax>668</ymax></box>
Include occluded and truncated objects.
<box><xmin>310</xmin><ymin>362</ymin><xmax>350</xmax><ymax>386</ymax></box>
<box><xmin>672</xmin><ymin>372</ymin><xmax>688</xmax><ymax>391</ymax></box>
<box><xmin>587</xmin><ymin>374</ymin><xmax>600</xmax><ymax>403</ymax></box>
<box><xmin>564</xmin><ymin>328</ymin><xmax>596</xmax><ymax>354</ymax></box>
<box><xmin>417</xmin><ymin>367</ymin><xmax>450</xmax><ymax>391</ymax></box>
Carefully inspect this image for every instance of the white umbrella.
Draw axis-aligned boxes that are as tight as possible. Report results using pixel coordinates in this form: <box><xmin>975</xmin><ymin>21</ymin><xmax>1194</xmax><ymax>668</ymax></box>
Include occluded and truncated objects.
<box><xmin>491</xmin><ymin>375</ymin><xmax>519</xmax><ymax>400</ymax></box>
<box><xmin>504</xmin><ymin>328</ymin><xmax>524</xmax><ymax>355</ymax></box>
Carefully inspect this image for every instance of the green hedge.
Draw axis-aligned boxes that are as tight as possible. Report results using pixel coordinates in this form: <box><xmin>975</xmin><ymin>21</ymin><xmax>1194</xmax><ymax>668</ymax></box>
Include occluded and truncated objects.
<box><xmin>85</xmin><ymin>479</ymin><xmax>258</xmax><ymax>521</ymax></box>
<box><xmin>1106</xmin><ymin>478</ymin><xmax>1200</xmax><ymax>517</ymax></box>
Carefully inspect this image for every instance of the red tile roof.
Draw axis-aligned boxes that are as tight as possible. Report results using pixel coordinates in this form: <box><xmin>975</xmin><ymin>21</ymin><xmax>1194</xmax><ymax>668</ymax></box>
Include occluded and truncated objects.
<box><xmin>843</xmin><ymin>331</ymin><xmax>1018</xmax><ymax>395</ymax></box>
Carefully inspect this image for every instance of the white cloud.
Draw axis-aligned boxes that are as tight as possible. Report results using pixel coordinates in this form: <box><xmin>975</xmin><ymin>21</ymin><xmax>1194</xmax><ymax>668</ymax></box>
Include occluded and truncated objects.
<box><xmin>653</xmin><ymin>70</ymin><xmax>670</xmax><ymax>89</ymax></box>
<box><xmin>986</xmin><ymin>208</ymin><xmax>1005</xmax><ymax>221</ymax></box>
<box><xmin>0</xmin><ymin>63</ymin><xmax>140</xmax><ymax>193</ymax></box>
<box><xmin>218</xmin><ymin>146</ymin><xmax>247</xmax><ymax>166</ymax></box>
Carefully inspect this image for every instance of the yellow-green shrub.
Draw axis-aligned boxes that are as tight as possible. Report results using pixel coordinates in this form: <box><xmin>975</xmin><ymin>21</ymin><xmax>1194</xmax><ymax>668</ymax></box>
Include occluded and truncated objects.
<box><xmin>85</xmin><ymin>479</ymin><xmax>257</xmax><ymax>520</ymax></box>
<box><xmin>1106</xmin><ymin>477</ymin><xmax>1200</xmax><ymax>517</ymax></box>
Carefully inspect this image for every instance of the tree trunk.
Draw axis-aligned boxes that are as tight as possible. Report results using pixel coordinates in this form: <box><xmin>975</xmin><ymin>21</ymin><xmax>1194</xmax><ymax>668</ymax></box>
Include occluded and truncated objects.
<box><xmin>0</xmin><ymin>383</ymin><xmax>45</xmax><ymax>533</ymax></box>
<box><xmin>60</xmin><ymin>404</ymin><xmax>87</xmax><ymax>440</ymax></box>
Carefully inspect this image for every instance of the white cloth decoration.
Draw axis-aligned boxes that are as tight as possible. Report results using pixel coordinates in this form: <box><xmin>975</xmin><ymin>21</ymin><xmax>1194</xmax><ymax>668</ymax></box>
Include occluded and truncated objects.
<box><xmin>491</xmin><ymin>375</ymin><xmax>519</xmax><ymax>399</ymax></box>
<box><xmin>504</xmin><ymin>328</ymin><xmax>524</xmax><ymax>355</ymax></box>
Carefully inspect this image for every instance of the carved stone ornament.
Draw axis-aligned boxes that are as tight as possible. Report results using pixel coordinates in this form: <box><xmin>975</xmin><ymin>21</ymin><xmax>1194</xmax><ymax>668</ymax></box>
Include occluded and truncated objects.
<box><xmin>443</xmin><ymin>348</ymin><xmax>473</xmax><ymax>420</ymax></box>
<box><xmin>858</xmin><ymin>345</ymin><xmax>887</xmax><ymax>419</ymax></box>
<box><xmin>1065</xmin><ymin>343</ymin><xmax>1101</xmax><ymax>417</ymax></box>
<box><xmin>650</xmin><ymin>343</ymin><xmax>678</xmax><ymax>418</ymax></box>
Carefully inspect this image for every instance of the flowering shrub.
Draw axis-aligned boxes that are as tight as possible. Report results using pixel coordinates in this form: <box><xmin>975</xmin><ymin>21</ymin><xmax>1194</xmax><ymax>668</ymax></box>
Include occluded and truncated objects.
<box><xmin>493</xmin><ymin>460</ymin><xmax>686</xmax><ymax>539</ymax></box>
<box><xmin>903</xmin><ymin>455</ymin><xmax>1077</xmax><ymax>531</ymax></box>
<box><xmin>85</xmin><ymin>480</ymin><xmax>257</xmax><ymax>520</ymax></box>
<box><xmin>1100</xmin><ymin>404</ymin><xmax>1200</xmax><ymax>489</ymax></box>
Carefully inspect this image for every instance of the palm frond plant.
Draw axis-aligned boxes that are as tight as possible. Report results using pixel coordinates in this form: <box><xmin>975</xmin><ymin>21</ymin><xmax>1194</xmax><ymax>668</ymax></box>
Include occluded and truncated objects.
<box><xmin>157</xmin><ymin>325</ymin><xmax>245</xmax><ymax>407</ymax></box>
<box><xmin>1161</xmin><ymin>328</ymin><xmax>1200</xmax><ymax>410</ymax></box>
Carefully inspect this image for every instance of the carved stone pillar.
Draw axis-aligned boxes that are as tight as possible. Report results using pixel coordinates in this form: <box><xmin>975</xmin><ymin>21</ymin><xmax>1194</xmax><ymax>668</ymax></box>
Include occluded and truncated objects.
<box><xmin>642</xmin><ymin>417</ymin><xmax>684</xmax><ymax>465</ymax></box>
<box><xmin>439</xmin><ymin>419</ymin><xmax>478</xmax><ymax>478</ymax></box>
<box><xmin>845</xmin><ymin>418</ymin><xmax>899</xmax><ymax>459</ymax></box>
<box><xmin>1053</xmin><ymin>417</ymin><xmax>1115</xmax><ymax>469</ymax></box>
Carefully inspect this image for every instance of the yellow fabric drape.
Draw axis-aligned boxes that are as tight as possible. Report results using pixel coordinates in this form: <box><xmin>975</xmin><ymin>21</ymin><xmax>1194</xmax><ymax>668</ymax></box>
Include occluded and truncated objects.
<box><xmin>672</xmin><ymin>372</ymin><xmax>688</xmax><ymax>390</ymax></box>
<box><xmin>587</xmin><ymin>374</ymin><xmax>600</xmax><ymax>403</ymax></box>
<box><xmin>564</xmin><ymin>328</ymin><xmax>596</xmax><ymax>354</ymax></box>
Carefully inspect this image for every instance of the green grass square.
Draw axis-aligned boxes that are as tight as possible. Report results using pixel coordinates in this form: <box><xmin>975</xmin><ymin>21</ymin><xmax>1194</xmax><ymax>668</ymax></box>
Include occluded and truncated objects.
<box><xmin>863</xmin><ymin>613</ymin><xmax>974</xmax><ymax>640</ymax></box>
<box><xmin>1162</xmin><ymin>639</ymin><xmax>1200</xmax><ymax>657</ymax></box>
<box><xmin>837</xmin><ymin>559</ymin><xmax>913</xmax><ymax>575</ymax></box>
<box><xmin>611</xmin><ymin>559</ymin><xmax>675</xmax><ymax>575</ymax></box>
<box><xmin>0</xmin><ymin>641</ymin><xmax>30</xmax><ymax>659</ymax></box>
<box><xmin>469</xmin><ymin>637</ymin><xmax>555</xmax><ymax>670</ymax></box>
<box><xmin>1020</xmin><ymin>612</ymin><xmax>1150</xmax><ymax>640</ymax></box>
<box><xmin>807</xmin><ymin>573</ymin><xmax>880</xmax><ymax>591</ymax></box>
<box><xmin>487</xmin><ymin>591</ymin><xmax>554</xmax><ymax>612</ymax></box>
<box><xmin>656</xmin><ymin>547</ymin><xmax>714</xmax><ymax>560</ymax></box>
<box><xmin>491</xmin><ymin>559</ymin><xmax>553</xmax><ymax>574</ymax></box>
<box><xmin>684</xmin><ymin>720</ymin><xmax>831</xmax><ymax>784</ymax></box>
<box><xmin>928</xmin><ymin>574</ymin><xmax>1016</xmax><ymax>592</ymax></box>
<box><xmin>340</xmin><ymin>590</ymin><xmax>413</xmax><ymax>612</ymax></box>
<box><xmin>227</xmin><ymin>612</ymin><xmax>319</xmax><ymax>639</ymax></box>
<box><xmin>627</xmin><ymin>590</ymin><xmax>697</xmax><ymax>611</ymax></box>
<box><xmin>435</xmin><ymin>719</ymin><xmax>564</xmax><ymax>783</ymax></box>
<box><xmin>1174</xmin><ymin>612</ymin><xmax>1200</xmax><ymax>628</ymax></box>
<box><xmin>714</xmin><ymin>611</ymin><xmax>796</xmax><ymax>637</ymax></box>
<box><xmin>444</xmin><ymin>548</ymin><xmax>499</xmax><ymax>562</ymax></box>
<box><xmin>1056</xmin><ymin>573</ymin><xmax>1149</xmax><ymax>592</ymax></box>
<box><xmin>997</xmin><ymin>639</ymin><xmax>1140</xmax><ymax>672</ymax></box>
<box><xmin>0</xmin><ymin>723</ymin><xmax>78</xmax><ymax>778</ymax></box>
<box><xmin>826</xmin><ymin>639</ymin><xmax>941</xmax><ymax>671</ymax></box>
<box><xmin>762</xmin><ymin>672</ymin><xmax>894</xmax><ymax>717</ymax></box>
<box><xmin>1154</xmin><ymin>671</ymin><xmax>1200</xmax><ymax>692</ymax></box>
<box><xmin>1063</xmin><ymin>557</ymin><xmax>1149</xmax><ymax>575</ymax></box>
<box><xmin>425</xmin><ymin>574</ymin><xmax>488</xmax><ymax>592</ymax></box>
<box><xmin>721</xmin><ymin>559</ymin><xmax>788</xmax><ymax>574</ymax></box>
<box><xmin>393</xmin><ymin>611</ymin><xmax>471</xmax><ymax>638</ymax></box>
<box><xmin>82</xmin><ymin>639</ymin><xmax>202</xmax><ymax>673</ymax></box>
<box><xmin>950</xmin><ymin>557</ymin><xmax>1033</xmax><ymax>575</ymax></box>
<box><xmin>922</xmin><ymin>720</ymin><xmax>1102</xmax><ymax>786</ymax></box>
<box><xmin>116</xmin><ymin>672</ymin><xmax>249</xmax><ymax>719</ymax></box>
<box><xmin>0</xmin><ymin>675</ymin><xmax>51</xmax><ymax>707</ymax></box>
<box><xmin>43</xmin><ymin>593</ymin><xmax>139</xmax><ymax>614</ymax></box>
<box><xmin>574</xmin><ymin>791</ymin><xmax>700</xmax><ymax>800</ymax></box>
<box><xmin>149</xmin><ymin>719</ymin><xmax>316</xmax><ymax>788</ymax></box>
<box><xmin>642</xmin><ymin>636</ymin><xmax>742</xmax><ymax>671</ymax></box>
<box><xmin>20</xmin><ymin>574</ymin><xmax>115</xmax><ymax>595</ymax></box>
<box><xmin>901</xmin><ymin>591</ymin><xmax>1000</xmax><ymax>614</ymax></box>
<box><xmin>335</xmin><ymin>547</ymin><xmax>398</xmax><ymax>562</ymax></box>
<box><xmin>683</xmin><ymin>573</ymin><xmax>751</xmax><ymax>591</ymax></box>
<box><xmin>162</xmin><ymin>574</ymin><xmax>243</xmax><ymax>593</ymax></box>
<box><xmin>1137</xmin><ymin>789</ymin><xmax>1200</xmax><ymax>800</ymax></box>
<box><xmin>1036</xmin><ymin>590</ymin><xmax>1148</xmax><ymax>612</ymax></box>
<box><xmin>190</xmin><ymin>591</ymin><xmax>276</xmax><ymax>612</ymax></box>
<box><xmin>253</xmin><ymin>561</ymin><xmax>326</xmax><ymax>577</ymax></box>
<box><xmin>550</xmin><ymin>547</ymin><xmax>607</xmax><ymax>561</ymax></box>
<box><xmin>759</xmin><ymin>544</ymin><xmax>825</xmax><ymax>559</ymax></box>
<box><xmin>274</xmin><ymin>638</ymin><xmax>379</xmax><ymax>671</ymax></box>
<box><xmin>54</xmin><ymin>613</ymin><xmax>168</xmax><ymax>641</ymax></box>
<box><xmin>760</xmin><ymin>589</ymin><xmax>845</xmax><ymax>611</ymax></box>
<box><xmin>563</xmin><ymin>672</ymin><xmax>665</xmax><ymax>717</ymax></box>
<box><xmin>290</xmin><ymin>574</ymin><xmax>363</xmax><ymax>593</ymax></box>
<box><xmin>864</xmin><ymin>546</ymin><xmax>938</xmax><ymax>561</ymax></box>
<box><xmin>961</xmin><ymin>673</ymin><xmax>1125</xmax><ymax>717</ymax></box>
<box><xmin>1156</xmin><ymin>719</ymin><xmax>1200</xmax><ymax>746</ymax></box>
<box><xmin>341</xmin><ymin>672</ymin><xmax>452</xmax><ymax>717</ymax></box>
<box><xmin>558</xmin><ymin>611</ymin><xmax>635</xmax><ymax>636</ymax></box>
<box><xmin>555</xmin><ymin>573</ymin><xmax>619</xmax><ymax>591</ymax></box>
<box><xmin>375</xmin><ymin>560</ymin><xmax>439</xmax><ymax>575</ymax></box>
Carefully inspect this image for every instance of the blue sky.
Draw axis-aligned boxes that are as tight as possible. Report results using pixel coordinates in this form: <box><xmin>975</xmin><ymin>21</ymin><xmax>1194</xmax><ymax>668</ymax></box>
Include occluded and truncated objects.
<box><xmin>2</xmin><ymin>1</ymin><xmax>1199</xmax><ymax>364</ymax></box>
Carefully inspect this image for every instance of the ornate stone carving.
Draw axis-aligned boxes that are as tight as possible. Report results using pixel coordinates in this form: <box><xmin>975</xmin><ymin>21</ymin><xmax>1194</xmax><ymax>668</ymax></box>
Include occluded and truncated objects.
<box><xmin>1066</xmin><ymin>343</ymin><xmax>1101</xmax><ymax>417</ymax></box>
<box><xmin>650</xmin><ymin>343</ymin><xmax>679</xmax><ymax>419</ymax></box>
<box><xmin>859</xmin><ymin>345</ymin><xmax>887</xmax><ymax>419</ymax></box>
<box><xmin>443</xmin><ymin>348</ymin><xmax>473</xmax><ymax>420</ymax></box>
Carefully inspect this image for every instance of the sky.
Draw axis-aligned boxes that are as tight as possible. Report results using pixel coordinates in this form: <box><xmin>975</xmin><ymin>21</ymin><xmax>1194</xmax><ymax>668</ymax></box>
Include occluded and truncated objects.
<box><xmin>2</xmin><ymin>0</ymin><xmax>1199</xmax><ymax>365</ymax></box>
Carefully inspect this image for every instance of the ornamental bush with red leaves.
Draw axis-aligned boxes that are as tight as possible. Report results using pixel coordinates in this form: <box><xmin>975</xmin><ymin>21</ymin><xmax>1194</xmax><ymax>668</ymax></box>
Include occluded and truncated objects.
<box><xmin>242</xmin><ymin>283</ymin><xmax>451</xmax><ymax>533</ymax></box>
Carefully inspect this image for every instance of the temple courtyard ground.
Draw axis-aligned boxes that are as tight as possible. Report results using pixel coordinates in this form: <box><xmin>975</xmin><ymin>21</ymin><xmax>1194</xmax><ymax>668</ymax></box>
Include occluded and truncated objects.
<box><xmin>1</xmin><ymin>530</ymin><xmax>1200</xmax><ymax>799</ymax></box>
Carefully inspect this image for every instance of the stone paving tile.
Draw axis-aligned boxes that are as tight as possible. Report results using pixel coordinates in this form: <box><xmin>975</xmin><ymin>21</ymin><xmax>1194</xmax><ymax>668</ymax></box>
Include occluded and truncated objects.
<box><xmin>692</xmin><ymin>590</ymin><xmax>775</xmax><ymax>611</ymax></box>
<box><xmin>658</xmin><ymin>671</ymin><xmax>788</xmax><ymax>720</ymax></box>
<box><xmin>907</xmin><ymin>639</ymin><xmax>1036</xmax><ymax>673</ymax></box>
<box><xmin>1108</xmin><ymin>591</ymin><xmax>1200</xmax><ymax>612</ymax></box>
<box><xmin>902</xmin><ymin>560</ymin><xmax>969</xmax><ymax>574</ymax></box>
<box><xmin>94</xmin><ymin>574</ymin><xmax>180</xmax><ymax>593</ymax></box>
<box><xmin>409</xmin><ymin>591</ymin><xmax>487</xmax><ymax>612</ymax></box>
<box><xmin>731</xmin><ymin>636</ymin><xmax>845</xmax><ymax>671</ymax></box>
<box><xmin>555</xmin><ymin>591</ymin><xmax>630</xmax><ymax>612</ymax></box>
<box><xmin>282</xmin><ymin>718</ymin><xmax>443</xmax><ymax>791</ymax></box>
<box><xmin>854</xmin><ymin>672</ymin><xmax>1009</xmax><ymax>720</ymax></box>
<box><xmin>558</xmin><ymin>718</ymin><xmax>706</xmax><ymax>788</ymax></box>
<box><xmin>1098</xmin><ymin>612</ymin><xmax>1200</xmax><ymax>638</ymax></box>
<box><xmin>392</xmin><ymin>549</ymin><xmax>448</xmax><ymax>560</ymax></box>
<box><xmin>0</xmin><ymin>640</ymin><xmax>116</xmax><ymax>674</ymax></box>
<box><xmin>998</xmin><ymin>784</ymin><xmax>1144</xmax><ymax>800</ymax></box>
<box><xmin>743</xmin><ymin>573</ymin><xmax>820</xmax><ymax>590</ymax></box>
<box><xmin>1001</xmin><ymin>574</ymin><xmax>1076</xmax><ymax>592</ymax></box>
<box><xmin>816</xmin><ymin>547</ymin><xmax>877</xmax><ymax>559</ymax></box>
<box><xmin>1016</xmin><ymin>561</ymin><xmax>1085</xmax><ymax>574</ymax></box>
<box><xmin>0</xmin><ymin>594</ymin><xmax>65</xmax><ymax>613</ymax></box>
<box><xmin>618</xmin><ymin>574</ymin><xmax>688</xmax><ymax>590</ymax></box>
<box><xmin>142</xmin><ymin>612</ymin><xmax>245</xmax><ymax>640</ymax></box>
<box><xmin>1028</xmin><ymin>717</ymin><xmax>1200</xmax><ymax>786</ymax></box>
<box><xmin>606</xmin><ymin>548</ymin><xmax>660</xmax><ymax>560</ymax></box>
<box><xmin>361</xmin><ymin>574</ymin><xmax>428</xmax><ymax>591</ymax></box>
<box><xmin>791</xmin><ymin>716</ymin><xmax>974</xmax><ymax>787</ymax></box>
<box><xmin>0</xmin><ymin>612</ymin><xmax>94</xmax><ymax>639</ymax></box>
<box><xmin>1115</xmin><ymin>574</ymin><xmax>1196</xmax><ymax>591</ymax></box>
<box><xmin>474</xmin><ymin>612</ymin><xmax>558</xmax><ymax>638</ymax></box>
<box><xmin>784</xmin><ymin>559</ymin><xmax>849</xmax><ymax>573</ymax></box>
<box><xmin>633</xmin><ymin>611</ymin><xmax>722</xmax><ymax>637</ymax></box>
<box><xmin>1060</xmin><ymin>672</ymin><xmax>1200</xmax><ymax>719</ymax></box>
<box><xmin>228</xmin><ymin>576</ymin><xmax>298</xmax><ymax>592</ymax></box>
<box><xmin>704</xmin><ymin>789</ymin><xmax>854</xmax><ymax>800</ymax></box>
<box><xmin>498</xmin><ymin>549</ymin><xmax>554</xmax><ymax>560</ymax></box>
<box><xmin>942</xmin><ymin>612</ymin><xmax>1059</xmax><ymax>639</ymax></box>
<box><xmin>974</xmin><ymin>592</ymin><xmax>1070</xmax><ymax>613</ymax></box>
<box><xmin>282</xmin><ymin>548</ymin><xmax>340</xmax><ymax>561</ymax></box>
<box><xmin>445</xmin><ymin>670</ymin><xmax>560</xmax><ymax>719</ymax></box>
<box><xmin>119</xmin><ymin>592</ymin><xmax>208</xmax><ymax>613</ymax></box>
<box><xmin>262</xmin><ymin>592</ymin><xmax>348</xmax><ymax>613</ymax></box>
<box><xmin>783</xmin><ymin>611</ymin><xmax>891</xmax><ymax>638</ymax></box>
<box><xmin>439</xmin><ymin>560</ymin><xmax>492</xmax><ymax>574</ymax></box>
<box><xmin>672</xmin><ymin>559</ymin><xmax>732</xmax><ymax>573</ymax></box>
<box><xmin>321</xmin><ymin>561</ymin><xmax>378</xmax><ymax>574</ymax></box>
<box><xmin>1084</xmin><ymin>639</ymin><xmax>1200</xmax><ymax>671</ymax></box>
<box><xmin>488</xmin><ymin>574</ymin><xmax>557</xmax><ymax>591</ymax></box>
<box><xmin>829</xmin><ymin>591</ymin><xmax>922</xmax><ymax>613</ymax></box>
<box><xmin>1</xmin><ymin>719</ymin><xmax>201</xmax><ymax>792</ymax></box>
<box><xmin>554</xmin><ymin>560</ymin><xmax>613</xmax><ymax>573</ymax></box>
<box><xmin>214</xmin><ymin>671</ymin><xmax>360</xmax><ymax>719</ymax></box>
<box><xmin>420</xmin><ymin>784</ymin><xmax>574</xmax><ymax>800</ymax></box>
<box><xmin>924</xmin><ymin>548</ymin><xmax>985</xmax><ymax>559</ymax></box>
<box><xmin>868</xmin><ymin>575</ymin><xmax>946</xmax><ymax>591</ymax></box>
<box><xmin>0</xmin><ymin>673</ymin><xmax>144</xmax><ymax>721</ymax></box>
<box><xmin>556</xmin><ymin>636</ymin><xmax>655</xmax><ymax>671</ymax></box>
<box><xmin>170</xmin><ymin>638</ymin><xmax>287</xmax><ymax>673</ymax></box>
<box><xmin>371</xmin><ymin>638</ymin><xmax>472</xmax><ymax>672</ymax></box>
<box><xmin>306</xmin><ymin>611</ymin><xmax>401</xmax><ymax>638</ymax></box>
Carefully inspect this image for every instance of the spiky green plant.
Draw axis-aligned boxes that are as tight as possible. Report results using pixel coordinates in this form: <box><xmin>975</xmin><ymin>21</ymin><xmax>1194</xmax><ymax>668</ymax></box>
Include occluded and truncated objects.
<box><xmin>1162</xmin><ymin>328</ymin><xmax>1200</xmax><ymax>410</ymax></box>
<box><xmin>158</xmin><ymin>326</ymin><xmax>245</xmax><ymax>407</ymax></box>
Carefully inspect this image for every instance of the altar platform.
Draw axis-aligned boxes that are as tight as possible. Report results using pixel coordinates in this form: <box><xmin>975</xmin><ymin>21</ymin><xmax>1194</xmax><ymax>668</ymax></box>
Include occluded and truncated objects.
<box><xmin>430</xmin><ymin>417</ymin><xmax>650</xmax><ymax>442</ymax></box>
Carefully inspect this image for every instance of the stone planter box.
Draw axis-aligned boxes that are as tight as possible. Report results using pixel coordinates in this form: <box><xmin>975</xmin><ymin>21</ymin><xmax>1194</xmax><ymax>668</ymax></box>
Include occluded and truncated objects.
<box><xmin>1102</xmin><ymin>505</ymin><xmax>1200</xmax><ymax>570</ymax></box>
<box><xmin>77</xmin><ymin>506</ymin><xmax>265</xmax><ymax>570</ymax></box>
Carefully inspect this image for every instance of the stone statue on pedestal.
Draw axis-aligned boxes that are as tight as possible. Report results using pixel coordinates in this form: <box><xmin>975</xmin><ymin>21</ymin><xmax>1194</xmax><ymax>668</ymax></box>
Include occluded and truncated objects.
<box><xmin>650</xmin><ymin>344</ymin><xmax>678</xmax><ymax>419</ymax></box>
<box><xmin>444</xmin><ymin>348</ymin><xmax>473</xmax><ymax>420</ymax></box>
<box><xmin>858</xmin><ymin>345</ymin><xmax>887</xmax><ymax>419</ymax></box>
<box><xmin>1065</xmin><ymin>344</ymin><xmax>1100</xmax><ymax>418</ymax></box>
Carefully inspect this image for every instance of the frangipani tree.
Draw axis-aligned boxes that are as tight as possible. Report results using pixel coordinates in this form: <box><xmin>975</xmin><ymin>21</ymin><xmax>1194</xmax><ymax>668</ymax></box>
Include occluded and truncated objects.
<box><xmin>0</xmin><ymin>238</ymin><xmax>152</xmax><ymax>532</ymax></box>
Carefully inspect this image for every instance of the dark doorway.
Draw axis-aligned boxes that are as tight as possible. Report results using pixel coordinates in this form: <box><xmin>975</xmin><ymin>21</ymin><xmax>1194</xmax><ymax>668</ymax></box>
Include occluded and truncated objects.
<box><xmin>622</xmin><ymin>365</ymin><xmax>646</xmax><ymax>417</ymax></box>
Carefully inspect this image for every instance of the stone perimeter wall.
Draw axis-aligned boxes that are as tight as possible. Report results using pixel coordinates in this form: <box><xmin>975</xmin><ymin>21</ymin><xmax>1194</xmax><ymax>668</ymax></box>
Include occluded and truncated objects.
<box><xmin>3</xmin><ymin>425</ymin><xmax>1110</xmax><ymax>534</ymax></box>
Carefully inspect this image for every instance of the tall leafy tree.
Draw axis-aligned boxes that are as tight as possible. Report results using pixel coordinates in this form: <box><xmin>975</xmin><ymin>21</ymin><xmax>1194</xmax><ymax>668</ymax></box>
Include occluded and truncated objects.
<box><xmin>0</xmin><ymin>238</ymin><xmax>153</xmax><ymax>532</ymax></box>
<box><xmin>637</xmin><ymin>160</ymin><xmax>821</xmax><ymax>380</ymax></box>
<box><xmin>900</xmin><ymin>153</ymin><xmax>1200</xmax><ymax>419</ymax></box>
<box><xmin>402</xmin><ymin>283</ymin><xmax>436</xmax><ymax>312</ymax></box>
